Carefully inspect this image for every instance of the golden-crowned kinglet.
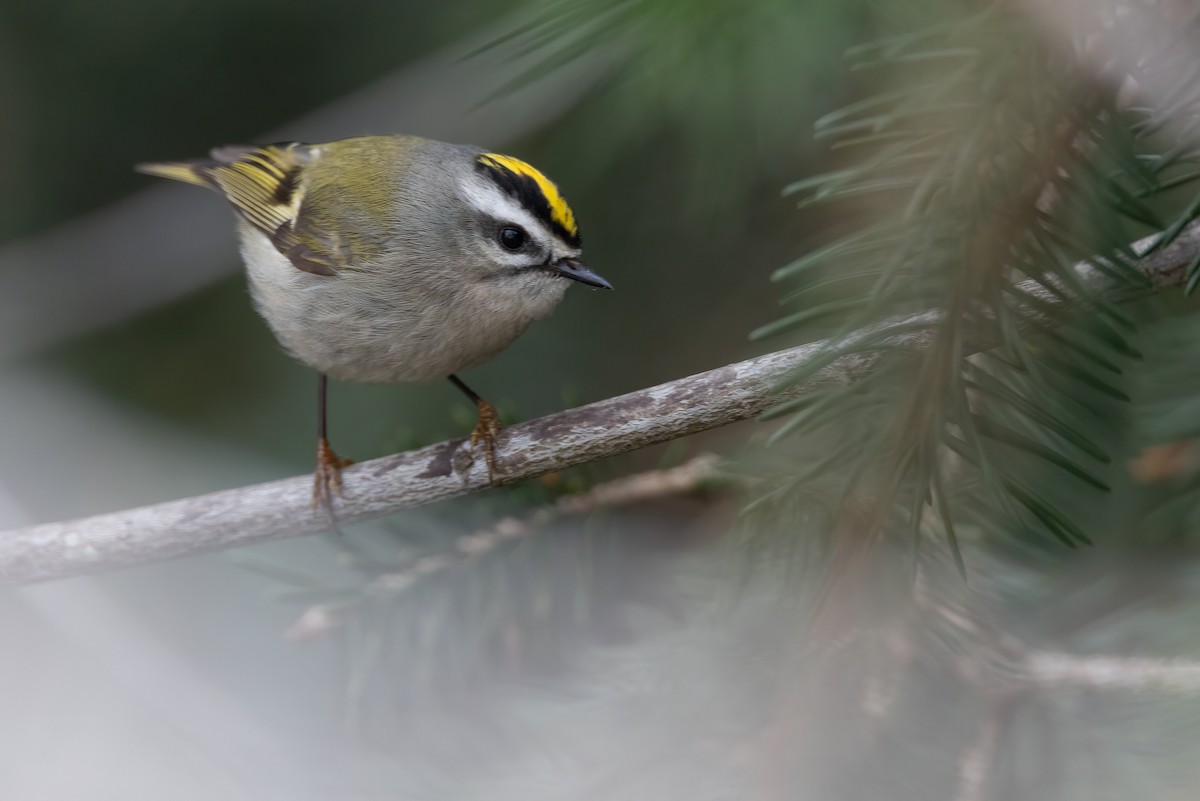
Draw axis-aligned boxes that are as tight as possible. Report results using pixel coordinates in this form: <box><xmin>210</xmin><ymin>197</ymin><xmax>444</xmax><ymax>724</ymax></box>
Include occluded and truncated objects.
<box><xmin>137</xmin><ymin>135</ymin><xmax>611</xmax><ymax>518</ymax></box>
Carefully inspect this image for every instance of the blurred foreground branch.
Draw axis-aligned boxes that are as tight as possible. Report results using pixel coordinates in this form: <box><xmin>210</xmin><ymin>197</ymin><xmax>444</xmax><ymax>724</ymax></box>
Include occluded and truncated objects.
<box><xmin>1023</xmin><ymin>652</ymin><xmax>1200</xmax><ymax>691</ymax></box>
<box><xmin>1</xmin><ymin>222</ymin><xmax>1198</xmax><ymax>585</ymax></box>
<box><xmin>286</xmin><ymin>453</ymin><xmax>724</xmax><ymax>641</ymax></box>
<box><xmin>948</xmin><ymin>647</ymin><xmax>1200</xmax><ymax>801</ymax></box>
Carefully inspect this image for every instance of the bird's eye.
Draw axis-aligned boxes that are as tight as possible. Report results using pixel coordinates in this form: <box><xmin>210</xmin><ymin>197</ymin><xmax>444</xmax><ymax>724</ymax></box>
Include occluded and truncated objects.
<box><xmin>498</xmin><ymin>226</ymin><xmax>527</xmax><ymax>251</ymax></box>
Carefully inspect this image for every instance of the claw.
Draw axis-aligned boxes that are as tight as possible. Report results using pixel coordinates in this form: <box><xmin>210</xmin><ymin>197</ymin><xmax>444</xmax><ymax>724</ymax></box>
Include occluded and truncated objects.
<box><xmin>312</xmin><ymin>437</ymin><xmax>354</xmax><ymax>530</ymax></box>
<box><xmin>469</xmin><ymin>399</ymin><xmax>502</xmax><ymax>482</ymax></box>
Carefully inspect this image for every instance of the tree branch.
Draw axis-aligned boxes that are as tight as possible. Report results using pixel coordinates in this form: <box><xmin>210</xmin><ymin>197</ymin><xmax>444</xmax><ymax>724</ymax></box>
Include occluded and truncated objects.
<box><xmin>2</xmin><ymin>221</ymin><xmax>1198</xmax><ymax>585</ymax></box>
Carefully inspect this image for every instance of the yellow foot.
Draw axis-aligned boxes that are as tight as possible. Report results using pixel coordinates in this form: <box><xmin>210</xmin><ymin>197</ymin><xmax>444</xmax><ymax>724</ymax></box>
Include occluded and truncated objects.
<box><xmin>469</xmin><ymin>399</ymin><xmax>502</xmax><ymax>482</ymax></box>
<box><xmin>311</xmin><ymin>437</ymin><xmax>354</xmax><ymax>526</ymax></box>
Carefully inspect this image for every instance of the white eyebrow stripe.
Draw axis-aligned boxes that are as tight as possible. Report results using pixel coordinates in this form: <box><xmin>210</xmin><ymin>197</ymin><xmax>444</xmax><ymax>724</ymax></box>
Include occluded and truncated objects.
<box><xmin>458</xmin><ymin>176</ymin><xmax>559</xmax><ymax>247</ymax></box>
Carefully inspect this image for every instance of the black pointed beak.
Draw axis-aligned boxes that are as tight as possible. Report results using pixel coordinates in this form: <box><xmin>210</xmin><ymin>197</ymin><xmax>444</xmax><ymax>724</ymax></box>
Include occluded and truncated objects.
<box><xmin>549</xmin><ymin>258</ymin><xmax>613</xmax><ymax>289</ymax></box>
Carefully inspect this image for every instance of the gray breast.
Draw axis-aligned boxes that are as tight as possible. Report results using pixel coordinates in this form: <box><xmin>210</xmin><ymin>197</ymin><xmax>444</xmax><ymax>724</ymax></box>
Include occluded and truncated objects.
<box><xmin>238</xmin><ymin>228</ymin><xmax>569</xmax><ymax>383</ymax></box>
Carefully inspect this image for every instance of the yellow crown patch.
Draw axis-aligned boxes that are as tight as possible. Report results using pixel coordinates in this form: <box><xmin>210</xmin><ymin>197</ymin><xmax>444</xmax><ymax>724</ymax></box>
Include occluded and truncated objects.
<box><xmin>478</xmin><ymin>153</ymin><xmax>579</xmax><ymax>243</ymax></box>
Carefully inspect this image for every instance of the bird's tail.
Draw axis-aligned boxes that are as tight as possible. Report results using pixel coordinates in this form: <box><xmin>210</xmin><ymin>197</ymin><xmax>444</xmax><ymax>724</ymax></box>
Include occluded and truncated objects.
<box><xmin>133</xmin><ymin>159</ymin><xmax>213</xmax><ymax>187</ymax></box>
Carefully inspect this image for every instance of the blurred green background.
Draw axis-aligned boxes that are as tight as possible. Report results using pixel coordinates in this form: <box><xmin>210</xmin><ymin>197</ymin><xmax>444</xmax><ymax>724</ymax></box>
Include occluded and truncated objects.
<box><xmin>3</xmin><ymin>0</ymin><xmax>863</xmax><ymax>478</ymax></box>
<box><xmin>0</xmin><ymin>1</ymin><xmax>870</xmax><ymax>798</ymax></box>
<box><xmin>10</xmin><ymin>3</ymin><xmax>1199</xmax><ymax>800</ymax></box>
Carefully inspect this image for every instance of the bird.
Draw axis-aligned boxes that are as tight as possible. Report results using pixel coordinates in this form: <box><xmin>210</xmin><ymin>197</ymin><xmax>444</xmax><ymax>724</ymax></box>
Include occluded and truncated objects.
<box><xmin>137</xmin><ymin>134</ymin><xmax>612</xmax><ymax>522</ymax></box>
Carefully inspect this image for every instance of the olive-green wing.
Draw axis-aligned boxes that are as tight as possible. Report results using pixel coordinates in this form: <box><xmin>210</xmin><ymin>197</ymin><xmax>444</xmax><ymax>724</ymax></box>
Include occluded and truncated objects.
<box><xmin>136</xmin><ymin>143</ymin><xmax>340</xmax><ymax>276</ymax></box>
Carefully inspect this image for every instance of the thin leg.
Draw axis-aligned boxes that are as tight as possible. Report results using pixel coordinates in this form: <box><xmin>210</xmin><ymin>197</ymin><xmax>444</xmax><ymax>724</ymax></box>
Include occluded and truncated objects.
<box><xmin>448</xmin><ymin>374</ymin><xmax>501</xmax><ymax>481</ymax></box>
<box><xmin>312</xmin><ymin>372</ymin><xmax>353</xmax><ymax>523</ymax></box>
<box><xmin>318</xmin><ymin>372</ymin><xmax>330</xmax><ymax>442</ymax></box>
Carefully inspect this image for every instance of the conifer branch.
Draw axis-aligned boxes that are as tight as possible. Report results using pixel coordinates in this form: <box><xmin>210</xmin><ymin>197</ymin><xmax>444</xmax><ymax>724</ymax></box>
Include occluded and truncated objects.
<box><xmin>1</xmin><ymin>221</ymin><xmax>1198</xmax><ymax>586</ymax></box>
